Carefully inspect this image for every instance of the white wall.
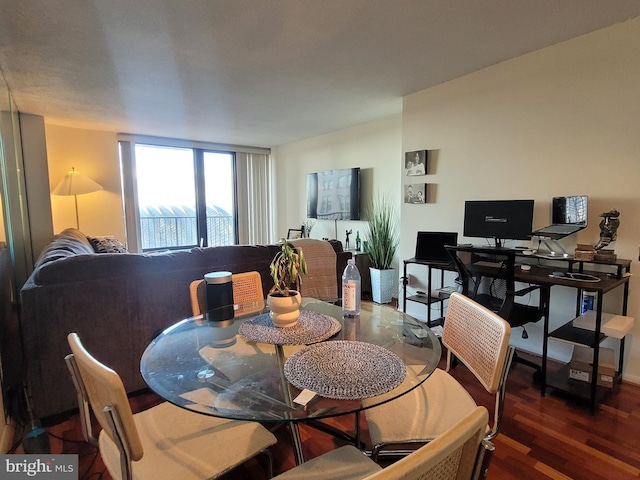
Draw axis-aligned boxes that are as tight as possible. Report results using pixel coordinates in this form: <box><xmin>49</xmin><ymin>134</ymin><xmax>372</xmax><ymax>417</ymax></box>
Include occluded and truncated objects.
<box><xmin>45</xmin><ymin>124</ymin><xmax>125</xmax><ymax>241</ymax></box>
<box><xmin>42</xmin><ymin>114</ymin><xmax>403</xmax><ymax>251</ymax></box>
<box><xmin>401</xmin><ymin>18</ymin><xmax>640</xmax><ymax>382</ymax></box>
<box><xmin>273</xmin><ymin>114</ymin><xmax>402</xmax><ymax>250</ymax></box>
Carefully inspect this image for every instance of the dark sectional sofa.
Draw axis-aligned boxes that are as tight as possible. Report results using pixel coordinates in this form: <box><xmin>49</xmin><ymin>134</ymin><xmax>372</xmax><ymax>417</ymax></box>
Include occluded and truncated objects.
<box><xmin>19</xmin><ymin>228</ymin><xmax>349</xmax><ymax>421</ymax></box>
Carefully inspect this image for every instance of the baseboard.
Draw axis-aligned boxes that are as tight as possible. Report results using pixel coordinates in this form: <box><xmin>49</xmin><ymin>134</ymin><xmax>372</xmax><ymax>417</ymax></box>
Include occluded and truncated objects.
<box><xmin>622</xmin><ymin>373</ymin><xmax>640</xmax><ymax>387</ymax></box>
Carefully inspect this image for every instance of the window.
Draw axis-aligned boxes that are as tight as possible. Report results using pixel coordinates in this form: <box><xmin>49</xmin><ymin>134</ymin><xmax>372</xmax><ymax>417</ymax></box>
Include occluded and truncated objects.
<box><xmin>133</xmin><ymin>144</ymin><xmax>236</xmax><ymax>250</ymax></box>
<box><xmin>119</xmin><ymin>136</ymin><xmax>273</xmax><ymax>252</ymax></box>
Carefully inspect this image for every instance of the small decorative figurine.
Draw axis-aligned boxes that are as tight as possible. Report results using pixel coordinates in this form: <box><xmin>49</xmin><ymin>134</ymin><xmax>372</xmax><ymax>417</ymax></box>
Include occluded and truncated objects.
<box><xmin>345</xmin><ymin>229</ymin><xmax>352</xmax><ymax>249</ymax></box>
<box><xmin>594</xmin><ymin>209</ymin><xmax>620</xmax><ymax>251</ymax></box>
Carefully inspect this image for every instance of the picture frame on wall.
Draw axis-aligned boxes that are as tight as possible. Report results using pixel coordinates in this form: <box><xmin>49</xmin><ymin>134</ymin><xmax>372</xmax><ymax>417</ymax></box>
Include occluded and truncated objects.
<box><xmin>404</xmin><ymin>150</ymin><xmax>428</xmax><ymax>176</ymax></box>
<box><xmin>404</xmin><ymin>184</ymin><xmax>427</xmax><ymax>204</ymax></box>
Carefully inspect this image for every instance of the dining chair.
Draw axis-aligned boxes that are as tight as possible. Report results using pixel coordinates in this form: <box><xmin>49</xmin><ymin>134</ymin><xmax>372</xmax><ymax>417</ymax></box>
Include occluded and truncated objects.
<box><xmin>445</xmin><ymin>245</ymin><xmax>547</xmax><ymax>371</ymax></box>
<box><xmin>272</xmin><ymin>406</ymin><xmax>491</xmax><ymax>480</ymax></box>
<box><xmin>190</xmin><ymin>271</ymin><xmax>264</xmax><ymax>316</ymax></box>
<box><xmin>64</xmin><ymin>332</ymin><xmax>276</xmax><ymax>480</ymax></box>
<box><xmin>363</xmin><ymin>292</ymin><xmax>514</xmax><ymax>461</ymax></box>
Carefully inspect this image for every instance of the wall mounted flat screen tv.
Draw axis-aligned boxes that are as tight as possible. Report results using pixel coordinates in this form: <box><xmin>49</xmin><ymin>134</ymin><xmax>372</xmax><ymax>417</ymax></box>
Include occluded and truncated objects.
<box><xmin>463</xmin><ymin>199</ymin><xmax>534</xmax><ymax>248</ymax></box>
<box><xmin>307</xmin><ymin>168</ymin><xmax>360</xmax><ymax>220</ymax></box>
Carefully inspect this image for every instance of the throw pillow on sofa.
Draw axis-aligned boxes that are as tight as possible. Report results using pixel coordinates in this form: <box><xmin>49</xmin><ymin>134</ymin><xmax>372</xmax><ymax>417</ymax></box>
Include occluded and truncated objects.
<box><xmin>88</xmin><ymin>236</ymin><xmax>128</xmax><ymax>253</ymax></box>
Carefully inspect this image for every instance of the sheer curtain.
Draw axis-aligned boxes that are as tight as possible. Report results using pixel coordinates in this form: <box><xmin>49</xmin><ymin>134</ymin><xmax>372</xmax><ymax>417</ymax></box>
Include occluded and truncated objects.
<box><xmin>236</xmin><ymin>152</ymin><xmax>274</xmax><ymax>245</ymax></box>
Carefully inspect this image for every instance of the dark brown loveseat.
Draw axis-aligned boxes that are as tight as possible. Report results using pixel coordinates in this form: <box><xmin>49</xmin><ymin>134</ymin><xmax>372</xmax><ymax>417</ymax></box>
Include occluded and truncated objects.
<box><xmin>20</xmin><ymin>228</ymin><xmax>349</xmax><ymax>421</ymax></box>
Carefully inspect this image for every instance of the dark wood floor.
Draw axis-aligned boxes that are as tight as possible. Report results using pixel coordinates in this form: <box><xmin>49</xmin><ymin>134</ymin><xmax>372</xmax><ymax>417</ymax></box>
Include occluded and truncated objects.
<box><xmin>25</xmin><ymin>350</ymin><xmax>640</xmax><ymax>480</ymax></box>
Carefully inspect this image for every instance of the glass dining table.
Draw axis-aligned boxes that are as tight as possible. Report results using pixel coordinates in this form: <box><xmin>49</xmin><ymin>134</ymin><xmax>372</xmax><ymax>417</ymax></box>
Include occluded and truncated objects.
<box><xmin>140</xmin><ymin>298</ymin><xmax>441</xmax><ymax>464</ymax></box>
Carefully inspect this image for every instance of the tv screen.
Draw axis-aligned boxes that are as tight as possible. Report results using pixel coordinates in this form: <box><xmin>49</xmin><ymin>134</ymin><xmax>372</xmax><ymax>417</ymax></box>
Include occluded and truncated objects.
<box><xmin>307</xmin><ymin>168</ymin><xmax>360</xmax><ymax>220</ymax></box>
<box><xmin>463</xmin><ymin>199</ymin><xmax>534</xmax><ymax>247</ymax></box>
<box><xmin>306</xmin><ymin>173</ymin><xmax>318</xmax><ymax>219</ymax></box>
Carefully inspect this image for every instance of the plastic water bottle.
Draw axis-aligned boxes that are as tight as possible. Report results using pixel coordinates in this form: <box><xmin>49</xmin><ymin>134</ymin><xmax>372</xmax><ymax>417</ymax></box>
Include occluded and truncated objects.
<box><xmin>342</xmin><ymin>258</ymin><xmax>361</xmax><ymax>317</ymax></box>
<box><xmin>581</xmin><ymin>291</ymin><xmax>596</xmax><ymax>315</ymax></box>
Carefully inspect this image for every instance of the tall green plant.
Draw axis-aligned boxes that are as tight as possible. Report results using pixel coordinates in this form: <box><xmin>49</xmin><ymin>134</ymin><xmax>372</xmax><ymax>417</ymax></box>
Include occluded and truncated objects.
<box><xmin>364</xmin><ymin>194</ymin><xmax>399</xmax><ymax>270</ymax></box>
<box><xmin>269</xmin><ymin>238</ymin><xmax>308</xmax><ymax>295</ymax></box>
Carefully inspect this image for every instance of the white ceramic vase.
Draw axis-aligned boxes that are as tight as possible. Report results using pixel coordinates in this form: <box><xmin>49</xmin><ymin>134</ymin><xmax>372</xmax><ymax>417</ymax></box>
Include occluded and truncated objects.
<box><xmin>267</xmin><ymin>291</ymin><xmax>302</xmax><ymax>328</ymax></box>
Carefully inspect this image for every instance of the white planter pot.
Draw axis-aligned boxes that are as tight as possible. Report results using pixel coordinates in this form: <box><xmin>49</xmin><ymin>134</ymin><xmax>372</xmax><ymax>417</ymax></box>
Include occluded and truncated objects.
<box><xmin>369</xmin><ymin>268</ymin><xmax>396</xmax><ymax>304</ymax></box>
<box><xmin>267</xmin><ymin>291</ymin><xmax>302</xmax><ymax>327</ymax></box>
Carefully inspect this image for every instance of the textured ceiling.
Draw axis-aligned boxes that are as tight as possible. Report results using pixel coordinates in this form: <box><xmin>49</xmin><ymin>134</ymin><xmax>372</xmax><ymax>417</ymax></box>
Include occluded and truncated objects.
<box><xmin>1</xmin><ymin>0</ymin><xmax>639</xmax><ymax>147</ymax></box>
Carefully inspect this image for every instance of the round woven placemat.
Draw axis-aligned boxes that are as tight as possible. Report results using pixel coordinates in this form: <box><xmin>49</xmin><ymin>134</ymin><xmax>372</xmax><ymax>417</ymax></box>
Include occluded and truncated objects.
<box><xmin>284</xmin><ymin>340</ymin><xmax>406</xmax><ymax>400</ymax></box>
<box><xmin>238</xmin><ymin>310</ymin><xmax>341</xmax><ymax>345</ymax></box>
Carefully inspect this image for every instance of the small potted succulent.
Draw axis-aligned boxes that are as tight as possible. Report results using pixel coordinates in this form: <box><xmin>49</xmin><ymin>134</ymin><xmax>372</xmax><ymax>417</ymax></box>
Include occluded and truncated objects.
<box><xmin>267</xmin><ymin>238</ymin><xmax>308</xmax><ymax>327</ymax></box>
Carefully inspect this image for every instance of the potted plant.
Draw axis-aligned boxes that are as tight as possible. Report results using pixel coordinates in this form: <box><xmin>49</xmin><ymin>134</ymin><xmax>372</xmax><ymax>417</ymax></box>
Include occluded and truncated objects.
<box><xmin>363</xmin><ymin>194</ymin><xmax>399</xmax><ymax>303</ymax></box>
<box><xmin>267</xmin><ymin>238</ymin><xmax>308</xmax><ymax>327</ymax></box>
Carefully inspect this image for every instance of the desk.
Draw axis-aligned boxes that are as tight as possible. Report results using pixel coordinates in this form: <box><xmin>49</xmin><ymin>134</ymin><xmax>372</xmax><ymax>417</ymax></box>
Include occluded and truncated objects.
<box><xmin>406</xmin><ymin>247</ymin><xmax>631</xmax><ymax>412</ymax></box>
<box><xmin>140</xmin><ymin>299</ymin><xmax>441</xmax><ymax>464</ymax></box>
<box><xmin>469</xmin><ymin>249</ymin><xmax>631</xmax><ymax>412</ymax></box>
<box><xmin>521</xmin><ymin>262</ymin><xmax>631</xmax><ymax>412</ymax></box>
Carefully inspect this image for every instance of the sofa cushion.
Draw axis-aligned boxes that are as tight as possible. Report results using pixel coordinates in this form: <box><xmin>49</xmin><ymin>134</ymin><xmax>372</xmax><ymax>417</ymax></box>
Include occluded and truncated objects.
<box><xmin>33</xmin><ymin>250</ymin><xmax>199</xmax><ymax>285</ymax></box>
<box><xmin>88</xmin><ymin>236</ymin><xmax>128</xmax><ymax>253</ymax></box>
<box><xmin>59</xmin><ymin>228</ymin><xmax>94</xmax><ymax>248</ymax></box>
<box><xmin>34</xmin><ymin>228</ymin><xmax>95</xmax><ymax>269</ymax></box>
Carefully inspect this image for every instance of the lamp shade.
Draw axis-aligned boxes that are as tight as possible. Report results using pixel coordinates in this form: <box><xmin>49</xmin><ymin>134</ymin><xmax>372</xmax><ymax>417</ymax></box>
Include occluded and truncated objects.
<box><xmin>51</xmin><ymin>168</ymin><xmax>103</xmax><ymax>196</ymax></box>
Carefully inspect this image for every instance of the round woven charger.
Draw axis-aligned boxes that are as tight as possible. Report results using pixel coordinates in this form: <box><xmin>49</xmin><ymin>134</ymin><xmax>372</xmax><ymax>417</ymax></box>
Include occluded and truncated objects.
<box><xmin>284</xmin><ymin>340</ymin><xmax>406</xmax><ymax>400</ymax></box>
<box><xmin>238</xmin><ymin>310</ymin><xmax>341</xmax><ymax>345</ymax></box>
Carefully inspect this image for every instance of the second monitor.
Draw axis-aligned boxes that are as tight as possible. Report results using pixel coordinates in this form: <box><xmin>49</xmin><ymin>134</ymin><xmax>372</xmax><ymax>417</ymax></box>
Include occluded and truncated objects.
<box><xmin>463</xmin><ymin>199</ymin><xmax>534</xmax><ymax>248</ymax></box>
<box><xmin>415</xmin><ymin>231</ymin><xmax>458</xmax><ymax>263</ymax></box>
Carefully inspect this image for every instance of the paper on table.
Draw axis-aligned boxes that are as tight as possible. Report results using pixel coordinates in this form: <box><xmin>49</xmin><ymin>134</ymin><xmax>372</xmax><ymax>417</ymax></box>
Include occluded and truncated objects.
<box><xmin>293</xmin><ymin>389</ymin><xmax>317</xmax><ymax>407</ymax></box>
<box><xmin>180</xmin><ymin>387</ymin><xmax>218</xmax><ymax>407</ymax></box>
<box><xmin>411</xmin><ymin>327</ymin><xmax>430</xmax><ymax>339</ymax></box>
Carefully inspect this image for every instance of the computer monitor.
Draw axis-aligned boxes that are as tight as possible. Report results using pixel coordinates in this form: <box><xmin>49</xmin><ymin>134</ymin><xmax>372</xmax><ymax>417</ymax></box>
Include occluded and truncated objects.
<box><xmin>414</xmin><ymin>231</ymin><xmax>458</xmax><ymax>263</ymax></box>
<box><xmin>463</xmin><ymin>199</ymin><xmax>534</xmax><ymax>248</ymax></box>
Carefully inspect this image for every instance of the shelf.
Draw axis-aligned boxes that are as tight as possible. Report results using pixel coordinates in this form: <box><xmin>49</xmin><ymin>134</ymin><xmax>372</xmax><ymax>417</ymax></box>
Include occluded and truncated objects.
<box><xmin>406</xmin><ymin>294</ymin><xmax>443</xmax><ymax>306</ymax></box>
<box><xmin>434</xmin><ymin>285</ymin><xmax>458</xmax><ymax>298</ymax></box>
<box><xmin>426</xmin><ymin>316</ymin><xmax>445</xmax><ymax>328</ymax></box>
<box><xmin>548</xmin><ymin>321</ymin><xmax>605</xmax><ymax>347</ymax></box>
<box><xmin>572</xmin><ymin>311</ymin><xmax>634</xmax><ymax>339</ymax></box>
<box><xmin>545</xmin><ymin>364</ymin><xmax>615</xmax><ymax>406</ymax></box>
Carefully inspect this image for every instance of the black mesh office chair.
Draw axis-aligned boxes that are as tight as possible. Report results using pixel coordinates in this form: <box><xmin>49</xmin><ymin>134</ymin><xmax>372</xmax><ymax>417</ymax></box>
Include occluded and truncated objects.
<box><xmin>445</xmin><ymin>245</ymin><xmax>548</xmax><ymax>372</ymax></box>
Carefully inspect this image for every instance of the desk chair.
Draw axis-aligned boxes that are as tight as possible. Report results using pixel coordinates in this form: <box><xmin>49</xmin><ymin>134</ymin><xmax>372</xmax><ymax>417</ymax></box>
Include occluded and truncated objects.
<box><xmin>273</xmin><ymin>406</ymin><xmax>492</xmax><ymax>480</ymax></box>
<box><xmin>446</xmin><ymin>245</ymin><xmax>547</xmax><ymax>371</ymax></box>
<box><xmin>362</xmin><ymin>293</ymin><xmax>513</xmax><ymax>461</ymax></box>
<box><xmin>190</xmin><ymin>271</ymin><xmax>264</xmax><ymax>316</ymax></box>
<box><xmin>65</xmin><ymin>333</ymin><xmax>276</xmax><ymax>480</ymax></box>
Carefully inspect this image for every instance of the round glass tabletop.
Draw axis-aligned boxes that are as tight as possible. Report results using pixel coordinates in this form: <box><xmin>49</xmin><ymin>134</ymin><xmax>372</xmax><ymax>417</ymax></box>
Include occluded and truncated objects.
<box><xmin>140</xmin><ymin>298</ymin><xmax>441</xmax><ymax>423</ymax></box>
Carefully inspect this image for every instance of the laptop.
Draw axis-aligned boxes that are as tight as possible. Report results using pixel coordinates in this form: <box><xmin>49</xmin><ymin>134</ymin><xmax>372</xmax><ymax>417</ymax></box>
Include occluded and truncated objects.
<box><xmin>531</xmin><ymin>195</ymin><xmax>588</xmax><ymax>239</ymax></box>
<box><xmin>414</xmin><ymin>231</ymin><xmax>458</xmax><ymax>263</ymax></box>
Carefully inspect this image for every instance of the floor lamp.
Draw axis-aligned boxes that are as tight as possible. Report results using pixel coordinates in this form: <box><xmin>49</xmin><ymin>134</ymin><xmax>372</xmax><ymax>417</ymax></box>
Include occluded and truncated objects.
<box><xmin>51</xmin><ymin>167</ymin><xmax>103</xmax><ymax>230</ymax></box>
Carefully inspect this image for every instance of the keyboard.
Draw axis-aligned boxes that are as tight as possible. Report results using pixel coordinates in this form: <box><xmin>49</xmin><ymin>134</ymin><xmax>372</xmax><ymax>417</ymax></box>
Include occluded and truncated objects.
<box><xmin>536</xmin><ymin>225</ymin><xmax>580</xmax><ymax>234</ymax></box>
<box><xmin>474</xmin><ymin>260</ymin><xmax>503</xmax><ymax>268</ymax></box>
